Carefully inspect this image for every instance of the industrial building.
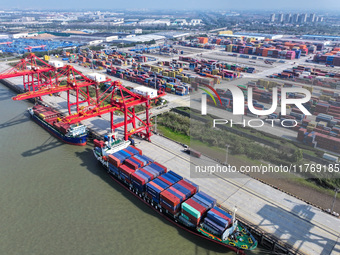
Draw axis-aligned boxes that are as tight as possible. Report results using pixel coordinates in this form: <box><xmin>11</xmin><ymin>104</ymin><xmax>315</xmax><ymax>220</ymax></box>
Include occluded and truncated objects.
<box><xmin>234</xmin><ymin>32</ymin><xmax>283</xmax><ymax>40</ymax></box>
<box><xmin>9</xmin><ymin>32</ymin><xmax>39</xmax><ymax>39</ymax></box>
<box><xmin>69</xmin><ymin>33</ymin><xmax>119</xmax><ymax>42</ymax></box>
<box><xmin>153</xmin><ymin>31</ymin><xmax>191</xmax><ymax>40</ymax></box>
<box><xmin>218</xmin><ymin>34</ymin><xmax>265</xmax><ymax>41</ymax></box>
<box><xmin>302</xmin><ymin>35</ymin><xmax>340</xmax><ymax>42</ymax></box>
<box><xmin>114</xmin><ymin>34</ymin><xmax>166</xmax><ymax>44</ymax></box>
<box><xmin>138</xmin><ymin>19</ymin><xmax>171</xmax><ymax>26</ymax></box>
<box><xmin>0</xmin><ymin>34</ymin><xmax>9</xmax><ymax>39</ymax></box>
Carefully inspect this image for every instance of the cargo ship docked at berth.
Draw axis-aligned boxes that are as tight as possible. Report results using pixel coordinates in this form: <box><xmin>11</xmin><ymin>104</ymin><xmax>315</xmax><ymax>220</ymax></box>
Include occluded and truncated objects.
<box><xmin>93</xmin><ymin>137</ymin><xmax>258</xmax><ymax>253</ymax></box>
<box><xmin>28</xmin><ymin>104</ymin><xmax>88</xmax><ymax>146</ymax></box>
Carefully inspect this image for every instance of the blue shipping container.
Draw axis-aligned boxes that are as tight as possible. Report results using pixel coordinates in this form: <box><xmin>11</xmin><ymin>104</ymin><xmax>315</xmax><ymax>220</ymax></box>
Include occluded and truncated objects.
<box><xmin>168</xmin><ymin>171</ymin><xmax>183</xmax><ymax>181</ymax></box>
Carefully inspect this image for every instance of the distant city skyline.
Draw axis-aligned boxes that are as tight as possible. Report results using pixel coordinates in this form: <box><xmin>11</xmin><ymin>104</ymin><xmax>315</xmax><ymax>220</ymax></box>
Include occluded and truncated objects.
<box><xmin>1</xmin><ymin>0</ymin><xmax>340</xmax><ymax>11</ymax></box>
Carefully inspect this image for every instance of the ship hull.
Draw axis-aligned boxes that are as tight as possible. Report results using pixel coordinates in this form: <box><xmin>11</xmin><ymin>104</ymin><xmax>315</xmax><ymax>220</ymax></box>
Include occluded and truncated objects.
<box><xmin>31</xmin><ymin>113</ymin><xmax>87</xmax><ymax>146</ymax></box>
<box><xmin>96</xmin><ymin>156</ymin><xmax>246</xmax><ymax>254</ymax></box>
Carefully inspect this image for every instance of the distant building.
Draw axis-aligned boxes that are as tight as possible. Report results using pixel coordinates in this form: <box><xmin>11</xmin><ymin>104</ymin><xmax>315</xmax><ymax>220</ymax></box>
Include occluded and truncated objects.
<box><xmin>299</xmin><ymin>13</ymin><xmax>307</xmax><ymax>23</ymax></box>
<box><xmin>174</xmin><ymin>19</ymin><xmax>187</xmax><ymax>26</ymax></box>
<box><xmin>138</xmin><ymin>19</ymin><xmax>170</xmax><ymax>26</ymax></box>
<box><xmin>292</xmin><ymin>13</ymin><xmax>299</xmax><ymax>23</ymax></box>
<box><xmin>309</xmin><ymin>13</ymin><xmax>316</xmax><ymax>23</ymax></box>
<box><xmin>10</xmin><ymin>32</ymin><xmax>38</xmax><ymax>38</ymax></box>
<box><xmin>234</xmin><ymin>32</ymin><xmax>283</xmax><ymax>39</ymax></box>
<box><xmin>278</xmin><ymin>13</ymin><xmax>284</xmax><ymax>22</ymax></box>
<box><xmin>115</xmin><ymin>34</ymin><xmax>166</xmax><ymax>44</ymax></box>
<box><xmin>270</xmin><ymin>14</ymin><xmax>275</xmax><ymax>22</ymax></box>
<box><xmin>302</xmin><ymin>35</ymin><xmax>340</xmax><ymax>41</ymax></box>
<box><xmin>218</xmin><ymin>30</ymin><xmax>233</xmax><ymax>35</ymax></box>
<box><xmin>285</xmin><ymin>13</ymin><xmax>291</xmax><ymax>23</ymax></box>
<box><xmin>133</xmin><ymin>29</ymin><xmax>142</xmax><ymax>34</ymax></box>
<box><xmin>69</xmin><ymin>33</ymin><xmax>119</xmax><ymax>42</ymax></box>
<box><xmin>153</xmin><ymin>31</ymin><xmax>191</xmax><ymax>40</ymax></box>
<box><xmin>189</xmin><ymin>19</ymin><xmax>202</xmax><ymax>26</ymax></box>
<box><xmin>21</xmin><ymin>17</ymin><xmax>35</xmax><ymax>22</ymax></box>
<box><xmin>0</xmin><ymin>34</ymin><xmax>9</xmax><ymax>39</ymax></box>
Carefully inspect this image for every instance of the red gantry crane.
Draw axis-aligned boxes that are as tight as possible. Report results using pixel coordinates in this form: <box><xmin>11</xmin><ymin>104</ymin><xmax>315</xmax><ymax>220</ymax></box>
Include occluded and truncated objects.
<box><xmin>0</xmin><ymin>53</ymin><xmax>166</xmax><ymax>141</ymax></box>
<box><xmin>0</xmin><ymin>42</ymin><xmax>13</xmax><ymax>46</ymax></box>
<box><xmin>12</xmin><ymin>64</ymin><xmax>110</xmax><ymax>114</ymax></box>
<box><xmin>24</xmin><ymin>45</ymin><xmax>47</xmax><ymax>52</ymax></box>
<box><xmin>61</xmin><ymin>81</ymin><xmax>165</xmax><ymax>141</ymax></box>
<box><xmin>0</xmin><ymin>53</ymin><xmax>56</xmax><ymax>92</ymax></box>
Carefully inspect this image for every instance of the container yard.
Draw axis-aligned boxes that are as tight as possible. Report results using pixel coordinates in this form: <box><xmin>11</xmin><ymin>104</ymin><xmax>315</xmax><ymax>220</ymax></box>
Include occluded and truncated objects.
<box><xmin>268</xmin><ymin>65</ymin><xmax>340</xmax><ymax>88</ymax></box>
<box><xmin>0</xmin><ymin>38</ymin><xmax>79</xmax><ymax>54</ymax></box>
<box><xmin>63</xmin><ymin>49</ymin><xmax>157</xmax><ymax>69</ymax></box>
<box><xmin>313</xmin><ymin>47</ymin><xmax>340</xmax><ymax>66</ymax></box>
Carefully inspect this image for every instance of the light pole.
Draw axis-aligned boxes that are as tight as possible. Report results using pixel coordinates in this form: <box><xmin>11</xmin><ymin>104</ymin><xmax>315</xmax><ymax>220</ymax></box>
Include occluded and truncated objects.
<box><xmin>225</xmin><ymin>144</ymin><xmax>230</xmax><ymax>165</ymax></box>
<box><xmin>331</xmin><ymin>188</ymin><xmax>340</xmax><ymax>214</ymax></box>
<box><xmin>232</xmin><ymin>206</ymin><xmax>238</xmax><ymax>226</ymax></box>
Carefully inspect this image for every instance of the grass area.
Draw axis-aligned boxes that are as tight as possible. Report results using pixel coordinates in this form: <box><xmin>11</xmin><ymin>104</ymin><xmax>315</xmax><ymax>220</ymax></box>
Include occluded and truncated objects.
<box><xmin>157</xmin><ymin>125</ymin><xmax>190</xmax><ymax>145</ymax></box>
<box><xmin>289</xmin><ymin>178</ymin><xmax>340</xmax><ymax>198</ymax></box>
<box><xmin>183</xmin><ymin>107</ymin><xmax>324</xmax><ymax>158</ymax></box>
<box><xmin>157</xmin><ymin>123</ymin><xmax>271</xmax><ymax>169</ymax></box>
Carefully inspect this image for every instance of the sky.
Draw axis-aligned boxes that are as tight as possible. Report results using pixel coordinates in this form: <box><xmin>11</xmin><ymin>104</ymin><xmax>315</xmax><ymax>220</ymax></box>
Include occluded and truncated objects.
<box><xmin>3</xmin><ymin>0</ymin><xmax>340</xmax><ymax>11</ymax></box>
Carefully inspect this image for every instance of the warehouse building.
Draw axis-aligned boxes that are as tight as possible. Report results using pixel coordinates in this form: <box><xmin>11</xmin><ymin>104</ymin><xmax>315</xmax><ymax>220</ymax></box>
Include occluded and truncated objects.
<box><xmin>302</xmin><ymin>35</ymin><xmax>340</xmax><ymax>42</ymax></box>
<box><xmin>153</xmin><ymin>31</ymin><xmax>191</xmax><ymax>40</ymax></box>
<box><xmin>234</xmin><ymin>32</ymin><xmax>283</xmax><ymax>39</ymax></box>
<box><xmin>69</xmin><ymin>33</ymin><xmax>118</xmax><ymax>42</ymax></box>
<box><xmin>115</xmin><ymin>34</ymin><xmax>166</xmax><ymax>44</ymax></box>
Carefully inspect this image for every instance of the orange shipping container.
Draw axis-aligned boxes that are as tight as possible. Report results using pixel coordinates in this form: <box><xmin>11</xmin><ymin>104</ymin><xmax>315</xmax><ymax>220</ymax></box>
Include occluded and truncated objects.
<box><xmin>198</xmin><ymin>37</ymin><xmax>209</xmax><ymax>44</ymax></box>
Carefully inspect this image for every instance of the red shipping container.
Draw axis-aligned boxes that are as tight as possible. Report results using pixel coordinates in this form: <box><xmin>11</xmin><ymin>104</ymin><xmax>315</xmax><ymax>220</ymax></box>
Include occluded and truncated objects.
<box><xmin>108</xmin><ymin>154</ymin><xmax>121</xmax><ymax>167</ymax></box>
<box><xmin>158</xmin><ymin>176</ymin><xmax>172</xmax><ymax>185</ymax></box>
<box><xmin>181</xmin><ymin>210</ymin><xmax>200</xmax><ymax>225</ymax></box>
<box><xmin>139</xmin><ymin>168</ymin><xmax>154</xmax><ymax>180</ymax></box>
<box><xmin>160</xmin><ymin>190</ymin><xmax>181</xmax><ymax>207</ymax></box>
<box><xmin>123</xmin><ymin>148</ymin><xmax>133</xmax><ymax>156</ymax></box>
<box><xmin>149</xmin><ymin>181</ymin><xmax>164</xmax><ymax>192</ymax></box>
<box><xmin>131</xmin><ymin>172</ymin><xmax>146</xmax><ymax>185</ymax></box>
<box><xmin>169</xmin><ymin>187</ymin><xmax>185</xmax><ymax>199</ymax></box>
<box><xmin>185</xmin><ymin>198</ymin><xmax>208</xmax><ymax>215</ymax></box>
<box><xmin>160</xmin><ymin>202</ymin><xmax>179</xmax><ymax>215</ymax></box>
<box><xmin>119</xmin><ymin>164</ymin><xmax>135</xmax><ymax>178</ymax></box>
<box><xmin>177</xmin><ymin>180</ymin><xmax>197</xmax><ymax>195</ymax></box>
<box><xmin>124</xmin><ymin>158</ymin><xmax>139</xmax><ymax>170</ymax></box>
<box><xmin>94</xmin><ymin>139</ymin><xmax>105</xmax><ymax>148</ymax></box>
<box><xmin>131</xmin><ymin>156</ymin><xmax>144</xmax><ymax>167</ymax></box>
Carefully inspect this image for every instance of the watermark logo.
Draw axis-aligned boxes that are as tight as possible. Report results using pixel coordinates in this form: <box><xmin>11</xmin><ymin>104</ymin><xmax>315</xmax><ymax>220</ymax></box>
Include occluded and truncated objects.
<box><xmin>199</xmin><ymin>85</ymin><xmax>223</xmax><ymax>115</ymax></box>
<box><xmin>200</xmin><ymin>85</ymin><xmax>312</xmax><ymax>116</ymax></box>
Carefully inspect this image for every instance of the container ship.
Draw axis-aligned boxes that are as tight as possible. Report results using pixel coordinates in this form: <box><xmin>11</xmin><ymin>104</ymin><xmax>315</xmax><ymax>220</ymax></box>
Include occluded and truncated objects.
<box><xmin>28</xmin><ymin>104</ymin><xmax>88</xmax><ymax>146</ymax></box>
<box><xmin>93</xmin><ymin>137</ymin><xmax>258</xmax><ymax>253</ymax></box>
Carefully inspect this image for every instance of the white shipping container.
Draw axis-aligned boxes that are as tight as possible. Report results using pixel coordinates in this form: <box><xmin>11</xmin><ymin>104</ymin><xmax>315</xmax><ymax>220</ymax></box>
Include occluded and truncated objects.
<box><xmin>323</xmin><ymin>153</ymin><xmax>338</xmax><ymax>162</ymax></box>
<box><xmin>86</xmin><ymin>73</ymin><xmax>106</xmax><ymax>82</ymax></box>
<box><xmin>132</xmin><ymin>86</ymin><xmax>158</xmax><ymax>99</ymax></box>
<box><xmin>48</xmin><ymin>60</ymin><xmax>64</xmax><ymax>68</ymax></box>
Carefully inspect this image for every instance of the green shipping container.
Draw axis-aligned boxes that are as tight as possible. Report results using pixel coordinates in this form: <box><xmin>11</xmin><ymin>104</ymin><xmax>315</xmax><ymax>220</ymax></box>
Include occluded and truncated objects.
<box><xmin>182</xmin><ymin>203</ymin><xmax>201</xmax><ymax>219</ymax></box>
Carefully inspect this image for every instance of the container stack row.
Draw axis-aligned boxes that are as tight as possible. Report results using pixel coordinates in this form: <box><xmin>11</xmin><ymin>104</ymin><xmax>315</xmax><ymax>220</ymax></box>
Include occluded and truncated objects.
<box><xmin>96</xmin><ymin>144</ymin><xmax>236</xmax><ymax>237</ymax></box>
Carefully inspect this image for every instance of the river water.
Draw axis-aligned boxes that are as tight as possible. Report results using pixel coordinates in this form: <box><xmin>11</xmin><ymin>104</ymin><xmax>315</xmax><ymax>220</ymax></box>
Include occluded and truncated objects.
<box><xmin>0</xmin><ymin>83</ymin><xmax>265</xmax><ymax>255</ymax></box>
